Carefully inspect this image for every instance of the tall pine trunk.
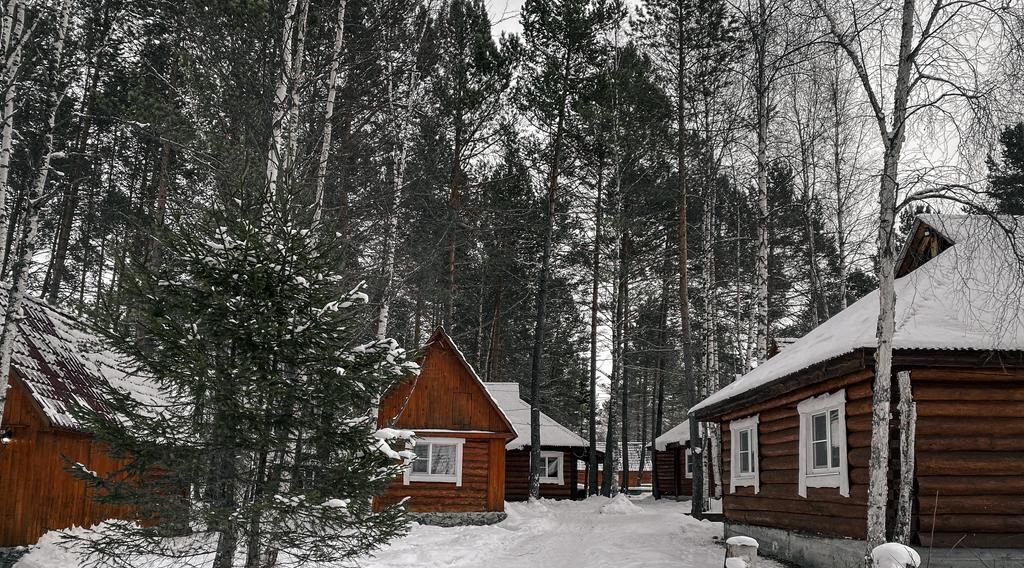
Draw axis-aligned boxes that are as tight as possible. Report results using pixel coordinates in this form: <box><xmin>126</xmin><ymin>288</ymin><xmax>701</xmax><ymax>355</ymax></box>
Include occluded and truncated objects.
<box><xmin>588</xmin><ymin>161</ymin><xmax>603</xmax><ymax>496</ymax></box>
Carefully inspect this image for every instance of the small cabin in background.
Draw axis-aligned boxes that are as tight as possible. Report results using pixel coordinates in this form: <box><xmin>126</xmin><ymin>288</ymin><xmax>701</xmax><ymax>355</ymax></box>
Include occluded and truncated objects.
<box><xmin>376</xmin><ymin>328</ymin><xmax>516</xmax><ymax>518</ymax></box>
<box><xmin>652</xmin><ymin>420</ymin><xmax>695</xmax><ymax>499</ymax></box>
<box><xmin>0</xmin><ymin>291</ymin><xmax>157</xmax><ymax>546</ymax></box>
<box><xmin>483</xmin><ymin>382</ymin><xmax>588</xmax><ymax>500</ymax></box>
<box><xmin>691</xmin><ymin>215</ymin><xmax>1024</xmax><ymax>568</ymax></box>
<box><xmin>577</xmin><ymin>441</ymin><xmax>653</xmax><ymax>489</ymax></box>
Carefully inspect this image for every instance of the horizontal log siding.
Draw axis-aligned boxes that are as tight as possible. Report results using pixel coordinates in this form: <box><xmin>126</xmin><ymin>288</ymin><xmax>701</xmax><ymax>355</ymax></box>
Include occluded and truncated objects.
<box><xmin>377</xmin><ymin>437</ymin><xmax>503</xmax><ymax>512</ymax></box>
<box><xmin>504</xmin><ymin>449</ymin><xmax>573</xmax><ymax>500</ymax></box>
<box><xmin>653</xmin><ymin>446</ymin><xmax>691</xmax><ymax>497</ymax></box>
<box><xmin>0</xmin><ymin>376</ymin><xmax>134</xmax><ymax>546</ymax></box>
<box><xmin>720</xmin><ymin>370</ymin><xmax>874</xmax><ymax>540</ymax></box>
<box><xmin>912</xmin><ymin>367</ymin><xmax>1024</xmax><ymax>548</ymax></box>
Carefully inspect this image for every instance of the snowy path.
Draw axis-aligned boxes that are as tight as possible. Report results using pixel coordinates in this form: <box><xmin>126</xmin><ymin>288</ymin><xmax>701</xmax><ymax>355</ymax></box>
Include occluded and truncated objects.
<box><xmin>359</xmin><ymin>495</ymin><xmax>785</xmax><ymax>568</ymax></box>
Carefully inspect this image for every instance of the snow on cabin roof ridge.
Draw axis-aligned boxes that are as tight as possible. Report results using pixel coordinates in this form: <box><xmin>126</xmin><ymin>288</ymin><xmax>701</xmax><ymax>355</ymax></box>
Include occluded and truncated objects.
<box><xmin>692</xmin><ymin>213</ymin><xmax>1024</xmax><ymax>417</ymax></box>
<box><xmin>654</xmin><ymin>419</ymin><xmax>703</xmax><ymax>451</ymax></box>
<box><xmin>483</xmin><ymin>381</ymin><xmax>588</xmax><ymax>450</ymax></box>
<box><xmin>0</xmin><ymin>284</ymin><xmax>163</xmax><ymax>431</ymax></box>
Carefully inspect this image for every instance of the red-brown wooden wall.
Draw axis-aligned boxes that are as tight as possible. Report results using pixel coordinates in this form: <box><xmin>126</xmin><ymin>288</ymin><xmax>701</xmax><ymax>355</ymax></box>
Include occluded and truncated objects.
<box><xmin>0</xmin><ymin>373</ymin><xmax>134</xmax><ymax>546</ymax></box>
<box><xmin>719</xmin><ymin>369</ymin><xmax>876</xmax><ymax>540</ymax></box>
<box><xmin>504</xmin><ymin>448</ymin><xmax>574</xmax><ymax>500</ymax></box>
<box><xmin>376</xmin><ymin>333</ymin><xmax>513</xmax><ymax>513</ymax></box>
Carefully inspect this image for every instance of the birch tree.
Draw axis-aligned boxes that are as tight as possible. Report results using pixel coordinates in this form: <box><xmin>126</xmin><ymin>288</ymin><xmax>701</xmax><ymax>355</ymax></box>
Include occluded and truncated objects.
<box><xmin>313</xmin><ymin>0</ymin><xmax>348</xmax><ymax>224</ymax></box>
<box><xmin>0</xmin><ymin>0</ymin><xmax>27</xmax><ymax>274</ymax></box>
<box><xmin>815</xmin><ymin>0</ymin><xmax>1019</xmax><ymax>549</ymax></box>
<box><xmin>0</xmin><ymin>0</ymin><xmax>71</xmax><ymax>429</ymax></box>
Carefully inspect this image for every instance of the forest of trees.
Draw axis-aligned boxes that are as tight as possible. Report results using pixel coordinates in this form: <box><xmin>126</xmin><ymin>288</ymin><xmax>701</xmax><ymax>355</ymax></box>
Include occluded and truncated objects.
<box><xmin>0</xmin><ymin>0</ymin><xmax>1022</xmax><ymax>561</ymax></box>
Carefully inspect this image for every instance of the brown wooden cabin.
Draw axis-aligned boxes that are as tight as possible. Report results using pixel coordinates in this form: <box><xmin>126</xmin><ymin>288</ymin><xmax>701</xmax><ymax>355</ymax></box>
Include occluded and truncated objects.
<box><xmin>483</xmin><ymin>382</ymin><xmax>588</xmax><ymax>500</ymax></box>
<box><xmin>652</xmin><ymin>420</ymin><xmax>694</xmax><ymax>499</ymax></box>
<box><xmin>375</xmin><ymin>328</ymin><xmax>516</xmax><ymax>513</ymax></box>
<box><xmin>0</xmin><ymin>292</ymin><xmax>154</xmax><ymax>546</ymax></box>
<box><xmin>691</xmin><ymin>214</ymin><xmax>1024</xmax><ymax>562</ymax></box>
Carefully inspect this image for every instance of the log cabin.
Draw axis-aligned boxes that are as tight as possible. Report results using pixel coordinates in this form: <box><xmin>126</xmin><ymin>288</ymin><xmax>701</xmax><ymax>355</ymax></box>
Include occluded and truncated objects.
<box><xmin>0</xmin><ymin>291</ymin><xmax>159</xmax><ymax>546</ymax></box>
<box><xmin>375</xmin><ymin>328</ymin><xmax>516</xmax><ymax>519</ymax></box>
<box><xmin>483</xmin><ymin>382</ymin><xmax>588</xmax><ymax>500</ymax></box>
<box><xmin>576</xmin><ymin>442</ymin><xmax>652</xmax><ymax>489</ymax></box>
<box><xmin>690</xmin><ymin>214</ymin><xmax>1024</xmax><ymax>567</ymax></box>
<box><xmin>652</xmin><ymin>420</ymin><xmax>694</xmax><ymax>499</ymax></box>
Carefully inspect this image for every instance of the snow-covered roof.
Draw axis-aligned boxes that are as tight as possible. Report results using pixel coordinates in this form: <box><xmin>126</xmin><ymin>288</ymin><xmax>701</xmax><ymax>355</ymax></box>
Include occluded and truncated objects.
<box><xmin>693</xmin><ymin>214</ymin><xmax>1024</xmax><ymax>417</ymax></box>
<box><xmin>2</xmin><ymin>286</ymin><xmax>162</xmax><ymax>431</ymax></box>
<box><xmin>483</xmin><ymin>382</ymin><xmax>587</xmax><ymax>450</ymax></box>
<box><xmin>654</xmin><ymin>420</ymin><xmax>697</xmax><ymax>451</ymax></box>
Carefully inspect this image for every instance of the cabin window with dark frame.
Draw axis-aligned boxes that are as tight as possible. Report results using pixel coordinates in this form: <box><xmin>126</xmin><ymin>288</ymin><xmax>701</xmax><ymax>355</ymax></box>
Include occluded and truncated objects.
<box><xmin>405</xmin><ymin>438</ymin><xmax>464</xmax><ymax>485</ymax></box>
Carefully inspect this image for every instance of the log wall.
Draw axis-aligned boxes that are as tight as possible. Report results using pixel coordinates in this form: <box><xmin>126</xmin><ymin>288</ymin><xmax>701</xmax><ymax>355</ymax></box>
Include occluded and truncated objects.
<box><xmin>720</xmin><ymin>369</ymin><xmax>876</xmax><ymax>540</ymax></box>
<box><xmin>911</xmin><ymin>367</ymin><xmax>1024</xmax><ymax>547</ymax></box>
<box><xmin>0</xmin><ymin>374</ymin><xmax>134</xmax><ymax>546</ymax></box>
<box><xmin>376</xmin><ymin>437</ymin><xmax>506</xmax><ymax>512</ymax></box>
<box><xmin>504</xmin><ymin>448</ymin><xmax>574</xmax><ymax>500</ymax></box>
<box><xmin>653</xmin><ymin>445</ymin><xmax>692</xmax><ymax>497</ymax></box>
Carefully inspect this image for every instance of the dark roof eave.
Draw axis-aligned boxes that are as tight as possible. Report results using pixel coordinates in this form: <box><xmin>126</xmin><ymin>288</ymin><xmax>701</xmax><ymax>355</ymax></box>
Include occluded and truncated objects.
<box><xmin>692</xmin><ymin>349</ymin><xmax>870</xmax><ymax>421</ymax></box>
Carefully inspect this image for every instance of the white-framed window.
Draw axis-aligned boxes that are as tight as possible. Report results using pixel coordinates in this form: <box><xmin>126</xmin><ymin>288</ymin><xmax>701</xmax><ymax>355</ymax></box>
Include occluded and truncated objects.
<box><xmin>684</xmin><ymin>448</ymin><xmax>693</xmax><ymax>479</ymax></box>
<box><xmin>797</xmin><ymin>389</ymin><xmax>849</xmax><ymax>498</ymax></box>
<box><xmin>538</xmin><ymin>451</ymin><xmax>564</xmax><ymax>484</ymax></box>
<box><xmin>404</xmin><ymin>437</ymin><xmax>464</xmax><ymax>486</ymax></box>
<box><xmin>729</xmin><ymin>415</ymin><xmax>759</xmax><ymax>493</ymax></box>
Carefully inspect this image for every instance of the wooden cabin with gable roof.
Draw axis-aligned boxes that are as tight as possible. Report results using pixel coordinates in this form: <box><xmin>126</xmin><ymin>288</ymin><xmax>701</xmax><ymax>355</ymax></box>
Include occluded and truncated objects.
<box><xmin>691</xmin><ymin>214</ymin><xmax>1024</xmax><ymax>567</ymax></box>
<box><xmin>0</xmin><ymin>290</ymin><xmax>159</xmax><ymax>546</ymax></box>
<box><xmin>376</xmin><ymin>328</ymin><xmax>516</xmax><ymax>515</ymax></box>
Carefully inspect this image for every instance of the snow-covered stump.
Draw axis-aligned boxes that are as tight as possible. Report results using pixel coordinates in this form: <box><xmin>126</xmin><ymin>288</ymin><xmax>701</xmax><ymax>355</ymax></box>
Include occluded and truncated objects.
<box><xmin>724</xmin><ymin>535</ymin><xmax>758</xmax><ymax>568</ymax></box>
<box><xmin>871</xmin><ymin>543</ymin><xmax>921</xmax><ymax>568</ymax></box>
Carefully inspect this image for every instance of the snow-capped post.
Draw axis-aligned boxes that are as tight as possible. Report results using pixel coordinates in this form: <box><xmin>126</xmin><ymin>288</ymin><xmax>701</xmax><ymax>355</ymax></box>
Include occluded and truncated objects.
<box><xmin>724</xmin><ymin>535</ymin><xmax>759</xmax><ymax>568</ymax></box>
<box><xmin>893</xmin><ymin>370</ymin><xmax>916</xmax><ymax>544</ymax></box>
<box><xmin>871</xmin><ymin>543</ymin><xmax>920</xmax><ymax>568</ymax></box>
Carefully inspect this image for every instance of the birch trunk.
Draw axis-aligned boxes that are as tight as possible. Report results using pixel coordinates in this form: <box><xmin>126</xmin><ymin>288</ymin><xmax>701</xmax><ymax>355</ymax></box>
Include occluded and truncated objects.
<box><xmin>588</xmin><ymin>161</ymin><xmax>603</xmax><ymax>496</ymax></box>
<box><xmin>894</xmin><ymin>370</ymin><xmax>916</xmax><ymax>544</ymax></box>
<box><xmin>753</xmin><ymin>0</ymin><xmax>769</xmax><ymax>364</ymax></box>
<box><xmin>0</xmin><ymin>0</ymin><xmax>70</xmax><ymax>429</ymax></box>
<box><xmin>283</xmin><ymin>0</ymin><xmax>309</xmax><ymax>177</ymax></box>
<box><xmin>0</xmin><ymin>1</ymin><xmax>24</xmax><ymax>273</ymax></box>
<box><xmin>312</xmin><ymin>0</ymin><xmax>348</xmax><ymax>224</ymax></box>
<box><xmin>265</xmin><ymin>0</ymin><xmax>299</xmax><ymax>199</ymax></box>
<box><xmin>375</xmin><ymin>16</ymin><xmax>429</xmax><ymax>339</ymax></box>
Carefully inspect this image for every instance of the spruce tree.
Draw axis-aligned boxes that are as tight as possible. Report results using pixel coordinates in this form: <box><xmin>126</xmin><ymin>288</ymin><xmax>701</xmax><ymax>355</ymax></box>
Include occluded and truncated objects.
<box><xmin>72</xmin><ymin>191</ymin><xmax>418</xmax><ymax>568</ymax></box>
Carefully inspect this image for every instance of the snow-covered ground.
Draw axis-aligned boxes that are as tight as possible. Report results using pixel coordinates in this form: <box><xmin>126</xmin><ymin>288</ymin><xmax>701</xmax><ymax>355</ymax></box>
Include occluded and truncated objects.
<box><xmin>16</xmin><ymin>495</ymin><xmax>782</xmax><ymax>568</ymax></box>
<box><xmin>361</xmin><ymin>495</ymin><xmax>784</xmax><ymax>568</ymax></box>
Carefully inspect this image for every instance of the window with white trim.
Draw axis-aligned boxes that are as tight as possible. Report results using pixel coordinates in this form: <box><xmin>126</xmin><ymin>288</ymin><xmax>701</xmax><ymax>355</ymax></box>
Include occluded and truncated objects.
<box><xmin>797</xmin><ymin>389</ymin><xmax>849</xmax><ymax>498</ymax></box>
<box><xmin>538</xmin><ymin>451</ymin><xmax>564</xmax><ymax>484</ymax></box>
<box><xmin>404</xmin><ymin>437</ymin><xmax>464</xmax><ymax>486</ymax></box>
<box><xmin>729</xmin><ymin>415</ymin><xmax>760</xmax><ymax>493</ymax></box>
<box><xmin>684</xmin><ymin>448</ymin><xmax>693</xmax><ymax>479</ymax></box>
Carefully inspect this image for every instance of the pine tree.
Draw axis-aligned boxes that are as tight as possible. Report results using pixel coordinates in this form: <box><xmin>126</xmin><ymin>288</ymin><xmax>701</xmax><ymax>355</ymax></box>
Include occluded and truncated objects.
<box><xmin>73</xmin><ymin>191</ymin><xmax>418</xmax><ymax>567</ymax></box>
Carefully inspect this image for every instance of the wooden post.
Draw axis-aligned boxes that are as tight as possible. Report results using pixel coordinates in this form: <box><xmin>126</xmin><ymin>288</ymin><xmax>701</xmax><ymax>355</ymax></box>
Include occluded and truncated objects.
<box><xmin>724</xmin><ymin>536</ymin><xmax>759</xmax><ymax>567</ymax></box>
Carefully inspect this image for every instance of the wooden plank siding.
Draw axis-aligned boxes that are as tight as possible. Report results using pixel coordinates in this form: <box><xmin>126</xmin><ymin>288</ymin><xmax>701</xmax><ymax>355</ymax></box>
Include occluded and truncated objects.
<box><xmin>377</xmin><ymin>341</ymin><xmax>511</xmax><ymax>433</ymax></box>
<box><xmin>719</xmin><ymin>369</ymin><xmax>876</xmax><ymax>540</ymax></box>
<box><xmin>653</xmin><ymin>445</ymin><xmax>692</xmax><ymax>498</ymax></box>
<box><xmin>375</xmin><ymin>331</ymin><xmax>514</xmax><ymax>514</ymax></box>
<box><xmin>504</xmin><ymin>449</ymin><xmax>574</xmax><ymax>501</ymax></box>
<box><xmin>0</xmin><ymin>374</ymin><xmax>133</xmax><ymax>546</ymax></box>
<box><xmin>376</xmin><ymin>438</ymin><xmax>501</xmax><ymax>512</ymax></box>
<box><xmin>911</xmin><ymin>367</ymin><xmax>1024</xmax><ymax>548</ymax></box>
